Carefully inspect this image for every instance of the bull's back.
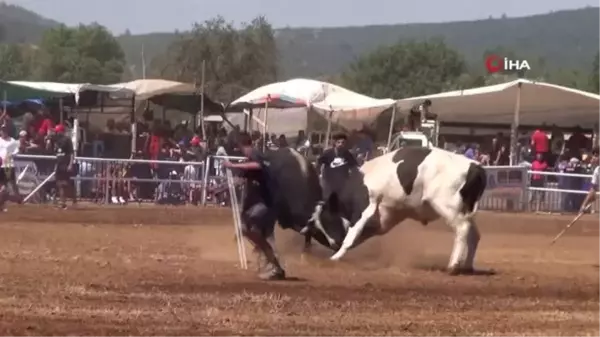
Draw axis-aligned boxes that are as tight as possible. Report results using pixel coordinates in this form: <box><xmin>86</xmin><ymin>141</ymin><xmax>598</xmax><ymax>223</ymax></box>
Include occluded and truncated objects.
<box><xmin>265</xmin><ymin>148</ymin><xmax>322</xmax><ymax>228</ymax></box>
<box><xmin>358</xmin><ymin>150</ymin><xmax>403</xmax><ymax>196</ymax></box>
<box><xmin>420</xmin><ymin>149</ymin><xmax>486</xmax><ymax>214</ymax></box>
<box><xmin>360</xmin><ymin>147</ymin><xmax>432</xmax><ymax>205</ymax></box>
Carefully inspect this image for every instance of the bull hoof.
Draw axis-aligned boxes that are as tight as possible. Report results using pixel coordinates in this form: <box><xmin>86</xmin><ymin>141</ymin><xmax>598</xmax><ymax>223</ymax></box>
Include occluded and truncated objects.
<box><xmin>447</xmin><ymin>267</ymin><xmax>460</xmax><ymax>276</ymax></box>
<box><xmin>330</xmin><ymin>251</ymin><xmax>344</xmax><ymax>261</ymax></box>
<box><xmin>461</xmin><ymin>267</ymin><xmax>475</xmax><ymax>275</ymax></box>
<box><xmin>447</xmin><ymin>266</ymin><xmax>474</xmax><ymax>275</ymax></box>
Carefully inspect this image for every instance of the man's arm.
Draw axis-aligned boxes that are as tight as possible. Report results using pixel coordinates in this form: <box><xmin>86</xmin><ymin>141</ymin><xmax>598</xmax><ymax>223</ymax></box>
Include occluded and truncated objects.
<box><xmin>224</xmin><ymin>161</ymin><xmax>261</xmax><ymax>170</ymax></box>
<box><xmin>316</xmin><ymin>150</ymin><xmax>329</xmax><ymax>174</ymax></box>
<box><xmin>67</xmin><ymin>139</ymin><xmax>75</xmax><ymax>169</ymax></box>
<box><xmin>344</xmin><ymin>149</ymin><xmax>359</xmax><ymax>168</ymax></box>
<box><xmin>11</xmin><ymin>140</ymin><xmax>20</xmax><ymax>155</ymax></box>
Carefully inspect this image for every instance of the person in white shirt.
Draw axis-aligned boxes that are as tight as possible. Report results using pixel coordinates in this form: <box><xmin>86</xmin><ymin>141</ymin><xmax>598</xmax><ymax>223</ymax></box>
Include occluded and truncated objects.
<box><xmin>0</xmin><ymin>125</ymin><xmax>21</xmax><ymax>210</ymax></box>
<box><xmin>581</xmin><ymin>147</ymin><xmax>599</xmax><ymax>212</ymax></box>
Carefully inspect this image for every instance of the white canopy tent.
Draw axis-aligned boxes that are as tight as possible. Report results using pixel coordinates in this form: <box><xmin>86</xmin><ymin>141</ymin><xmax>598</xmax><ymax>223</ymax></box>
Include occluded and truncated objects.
<box><xmin>7</xmin><ymin>81</ymin><xmax>134</xmax><ymax>103</ymax></box>
<box><xmin>395</xmin><ymin>78</ymin><xmax>600</xmax><ymax>127</ymax></box>
<box><xmin>395</xmin><ymin>79</ymin><xmax>600</xmax><ymax>164</ymax></box>
<box><xmin>2</xmin><ymin>81</ymin><xmax>135</xmax><ymax>155</ymax></box>
<box><xmin>107</xmin><ymin>79</ymin><xmax>197</xmax><ymax>101</ymax></box>
<box><xmin>227</xmin><ymin>78</ymin><xmax>395</xmax><ymax>138</ymax></box>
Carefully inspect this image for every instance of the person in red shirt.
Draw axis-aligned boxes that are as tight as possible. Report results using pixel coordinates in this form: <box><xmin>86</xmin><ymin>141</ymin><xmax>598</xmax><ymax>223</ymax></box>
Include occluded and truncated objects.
<box><xmin>531</xmin><ymin>128</ymin><xmax>549</xmax><ymax>162</ymax></box>
<box><xmin>529</xmin><ymin>152</ymin><xmax>548</xmax><ymax>211</ymax></box>
<box><xmin>36</xmin><ymin>110</ymin><xmax>54</xmax><ymax>138</ymax></box>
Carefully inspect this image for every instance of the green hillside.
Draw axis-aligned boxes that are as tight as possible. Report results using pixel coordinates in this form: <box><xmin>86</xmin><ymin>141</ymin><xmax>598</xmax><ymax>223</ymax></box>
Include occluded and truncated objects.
<box><xmin>0</xmin><ymin>2</ymin><xmax>59</xmax><ymax>43</ymax></box>
<box><xmin>0</xmin><ymin>3</ymin><xmax>598</xmax><ymax>79</ymax></box>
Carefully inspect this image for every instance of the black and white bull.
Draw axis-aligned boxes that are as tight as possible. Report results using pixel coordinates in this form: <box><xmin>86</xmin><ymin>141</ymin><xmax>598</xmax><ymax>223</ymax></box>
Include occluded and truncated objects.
<box><xmin>311</xmin><ymin>146</ymin><xmax>487</xmax><ymax>274</ymax></box>
<box><xmin>262</xmin><ymin>148</ymin><xmax>347</xmax><ymax>250</ymax></box>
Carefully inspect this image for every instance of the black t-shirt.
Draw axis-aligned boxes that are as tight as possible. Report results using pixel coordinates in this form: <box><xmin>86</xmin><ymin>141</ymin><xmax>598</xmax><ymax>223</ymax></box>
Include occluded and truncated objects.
<box><xmin>54</xmin><ymin>135</ymin><xmax>74</xmax><ymax>168</ymax></box>
<box><xmin>318</xmin><ymin>148</ymin><xmax>357</xmax><ymax>187</ymax></box>
<box><xmin>242</xmin><ymin>149</ymin><xmax>272</xmax><ymax>209</ymax></box>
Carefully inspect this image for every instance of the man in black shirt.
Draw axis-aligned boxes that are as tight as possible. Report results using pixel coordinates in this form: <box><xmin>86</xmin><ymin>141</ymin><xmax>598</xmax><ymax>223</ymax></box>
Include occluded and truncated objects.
<box><xmin>222</xmin><ymin>132</ymin><xmax>284</xmax><ymax>280</ymax></box>
<box><xmin>53</xmin><ymin>124</ymin><xmax>75</xmax><ymax>209</ymax></box>
<box><xmin>408</xmin><ymin>99</ymin><xmax>435</xmax><ymax>131</ymax></box>
<box><xmin>318</xmin><ymin>133</ymin><xmax>358</xmax><ymax>200</ymax></box>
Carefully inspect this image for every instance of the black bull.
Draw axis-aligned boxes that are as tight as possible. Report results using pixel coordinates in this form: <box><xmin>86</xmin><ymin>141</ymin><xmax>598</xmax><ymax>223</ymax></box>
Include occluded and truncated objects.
<box><xmin>262</xmin><ymin>148</ymin><xmax>346</xmax><ymax>250</ymax></box>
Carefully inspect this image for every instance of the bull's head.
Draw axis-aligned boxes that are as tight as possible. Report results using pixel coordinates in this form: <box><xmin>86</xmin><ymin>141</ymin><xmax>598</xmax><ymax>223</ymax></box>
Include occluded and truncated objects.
<box><xmin>304</xmin><ymin>193</ymin><xmax>350</xmax><ymax>250</ymax></box>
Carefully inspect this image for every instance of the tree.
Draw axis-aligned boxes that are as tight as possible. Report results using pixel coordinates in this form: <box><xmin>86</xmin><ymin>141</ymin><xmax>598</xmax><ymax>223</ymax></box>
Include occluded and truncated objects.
<box><xmin>36</xmin><ymin>23</ymin><xmax>125</xmax><ymax>83</ymax></box>
<box><xmin>590</xmin><ymin>50</ymin><xmax>600</xmax><ymax>93</ymax></box>
<box><xmin>340</xmin><ymin>39</ymin><xmax>466</xmax><ymax>98</ymax></box>
<box><xmin>158</xmin><ymin>16</ymin><xmax>278</xmax><ymax>102</ymax></box>
<box><xmin>0</xmin><ymin>44</ymin><xmax>37</xmax><ymax>80</ymax></box>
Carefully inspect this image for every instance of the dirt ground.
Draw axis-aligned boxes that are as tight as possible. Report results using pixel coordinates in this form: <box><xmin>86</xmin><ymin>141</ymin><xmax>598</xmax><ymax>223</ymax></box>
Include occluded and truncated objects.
<box><xmin>0</xmin><ymin>205</ymin><xmax>597</xmax><ymax>336</ymax></box>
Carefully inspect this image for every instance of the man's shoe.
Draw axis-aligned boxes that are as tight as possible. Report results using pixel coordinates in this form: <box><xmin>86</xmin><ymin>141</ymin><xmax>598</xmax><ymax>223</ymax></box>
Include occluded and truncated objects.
<box><xmin>258</xmin><ymin>266</ymin><xmax>286</xmax><ymax>281</ymax></box>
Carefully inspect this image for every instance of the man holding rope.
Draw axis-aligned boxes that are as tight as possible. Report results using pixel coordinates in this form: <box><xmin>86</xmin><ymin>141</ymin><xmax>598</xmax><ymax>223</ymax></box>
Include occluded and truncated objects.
<box><xmin>580</xmin><ymin>147</ymin><xmax>599</xmax><ymax>212</ymax></box>
<box><xmin>222</xmin><ymin>132</ymin><xmax>285</xmax><ymax>281</ymax></box>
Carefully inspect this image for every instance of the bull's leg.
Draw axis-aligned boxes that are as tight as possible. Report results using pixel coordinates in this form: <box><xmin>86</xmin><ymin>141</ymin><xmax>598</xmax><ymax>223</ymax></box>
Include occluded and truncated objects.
<box><xmin>447</xmin><ymin>216</ymin><xmax>480</xmax><ymax>274</ymax></box>
<box><xmin>429</xmin><ymin>197</ymin><xmax>481</xmax><ymax>274</ymax></box>
<box><xmin>330</xmin><ymin>200</ymin><xmax>378</xmax><ymax>261</ymax></box>
<box><xmin>462</xmin><ymin>218</ymin><xmax>480</xmax><ymax>271</ymax></box>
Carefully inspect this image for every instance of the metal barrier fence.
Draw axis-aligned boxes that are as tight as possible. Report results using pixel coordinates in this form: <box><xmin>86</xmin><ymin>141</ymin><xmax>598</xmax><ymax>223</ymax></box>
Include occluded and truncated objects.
<box><xmin>14</xmin><ymin>154</ymin><xmax>242</xmax><ymax>206</ymax></box>
<box><xmin>526</xmin><ymin>170</ymin><xmax>599</xmax><ymax>214</ymax></box>
<box><xmin>11</xmin><ymin>154</ymin><xmax>598</xmax><ymax>213</ymax></box>
<box><xmin>479</xmin><ymin>166</ymin><xmax>529</xmax><ymax>212</ymax></box>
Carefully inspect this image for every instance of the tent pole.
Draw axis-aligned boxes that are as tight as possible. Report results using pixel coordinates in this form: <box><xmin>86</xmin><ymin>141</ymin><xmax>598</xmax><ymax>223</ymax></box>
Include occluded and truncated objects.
<box><xmin>509</xmin><ymin>82</ymin><xmax>522</xmax><ymax>165</ymax></box>
<box><xmin>1</xmin><ymin>90</ymin><xmax>6</xmax><ymax>119</ymax></box>
<box><xmin>59</xmin><ymin>98</ymin><xmax>64</xmax><ymax>124</ymax></box>
<box><xmin>262</xmin><ymin>96</ymin><xmax>270</xmax><ymax>152</ymax></box>
<box><xmin>386</xmin><ymin>104</ymin><xmax>397</xmax><ymax>149</ymax></box>
<box><xmin>248</xmin><ymin>108</ymin><xmax>253</xmax><ymax>132</ymax></box>
<box><xmin>199</xmin><ymin>59</ymin><xmax>206</xmax><ymax>139</ymax></box>
<box><xmin>220</xmin><ymin>112</ymin><xmax>236</xmax><ymax>129</ymax></box>
<box><xmin>324</xmin><ymin>106</ymin><xmax>333</xmax><ymax>148</ymax></box>
<box><xmin>130</xmin><ymin>94</ymin><xmax>137</xmax><ymax>154</ymax></box>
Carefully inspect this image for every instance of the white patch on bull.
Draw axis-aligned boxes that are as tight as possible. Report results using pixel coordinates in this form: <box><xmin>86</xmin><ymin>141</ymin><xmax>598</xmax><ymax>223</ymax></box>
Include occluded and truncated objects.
<box><xmin>308</xmin><ymin>203</ymin><xmax>337</xmax><ymax>247</ymax></box>
<box><xmin>341</xmin><ymin>217</ymin><xmax>351</xmax><ymax>231</ymax></box>
<box><xmin>289</xmin><ymin>148</ymin><xmax>308</xmax><ymax>177</ymax></box>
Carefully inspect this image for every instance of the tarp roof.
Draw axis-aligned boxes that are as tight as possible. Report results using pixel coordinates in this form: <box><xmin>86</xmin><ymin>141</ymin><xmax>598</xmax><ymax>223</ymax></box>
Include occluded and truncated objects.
<box><xmin>395</xmin><ymin>79</ymin><xmax>600</xmax><ymax>127</ymax></box>
<box><xmin>228</xmin><ymin>78</ymin><xmax>395</xmax><ymax>128</ymax></box>
<box><xmin>311</xmin><ymin>83</ymin><xmax>396</xmax><ymax>128</ymax></box>
<box><xmin>228</xmin><ymin>78</ymin><xmax>328</xmax><ymax>110</ymax></box>
<box><xmin>1</xmin><ymin>81</ymin><xmax>67</xmax><ymax>101</ymax></box>
<box><xmin>108</xmin><ymin>79</ymin><xmax>196</xmax><ymax>100</ymax></box>
<box><xmin>109</xmin><ymin>79</ymin><xmax>223</xmax><ymax>113</ymax></box>
<box><xmin>4</xmin><ymin>81</ymin><xmax>134</xmax><ymax>103</ymax></box>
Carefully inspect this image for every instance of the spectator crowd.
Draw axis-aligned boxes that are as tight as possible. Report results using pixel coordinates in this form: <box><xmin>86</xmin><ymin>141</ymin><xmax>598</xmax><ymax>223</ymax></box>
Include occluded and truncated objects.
<box><xmin>4</xmin><ymin>106</ymin><xmax>598</xmax><ymax>213</ymax></box>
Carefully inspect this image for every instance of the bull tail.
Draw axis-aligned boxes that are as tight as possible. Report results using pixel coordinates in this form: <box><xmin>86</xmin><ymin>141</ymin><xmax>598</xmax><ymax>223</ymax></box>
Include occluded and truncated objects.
<box><xmin>459</xmin><ymin>163</ymin><xmax>487</xmax><ymax>218</ymax></box>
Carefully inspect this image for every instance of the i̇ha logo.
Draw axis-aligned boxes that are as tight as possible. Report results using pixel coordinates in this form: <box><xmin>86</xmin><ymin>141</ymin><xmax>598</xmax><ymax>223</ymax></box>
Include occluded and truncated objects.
<box><xmin>485</xmin><ymin>55</ymin><xmax>531</xmax><ymax>73</ymax></box>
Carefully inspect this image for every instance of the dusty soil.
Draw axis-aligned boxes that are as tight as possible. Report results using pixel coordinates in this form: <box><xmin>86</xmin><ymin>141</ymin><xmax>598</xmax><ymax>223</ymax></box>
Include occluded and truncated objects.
<box><xmin>0</xmin><ymin>205</ymin><xmax>597</xmax><ymax>336</ymax></box>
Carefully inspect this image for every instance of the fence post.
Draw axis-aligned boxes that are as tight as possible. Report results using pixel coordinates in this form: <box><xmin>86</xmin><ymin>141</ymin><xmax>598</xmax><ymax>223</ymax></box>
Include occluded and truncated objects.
<box><xmin>521</xmin><ymin>167</ymin><xmax>530</xmax><ymax>212</ymax></box>
<box><xmin>201</xmin><ymin>156</ymin><xmax>211</xmax><ymax>206</ymax></box>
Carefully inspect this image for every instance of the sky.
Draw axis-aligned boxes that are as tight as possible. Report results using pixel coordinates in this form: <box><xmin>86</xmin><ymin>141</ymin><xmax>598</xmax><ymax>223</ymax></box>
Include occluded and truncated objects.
<box><xmin>4</xmin><ymin>0</ymin><xmax>599</xmax><ymax>35</ymax></box>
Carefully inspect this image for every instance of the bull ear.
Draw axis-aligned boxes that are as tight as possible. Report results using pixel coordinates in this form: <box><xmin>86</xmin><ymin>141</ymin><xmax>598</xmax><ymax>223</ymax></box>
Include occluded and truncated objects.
<box><xmin>325</xmin><ymin>192</ymin><xmax>341</xmax><ymax>213</ymax></box>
